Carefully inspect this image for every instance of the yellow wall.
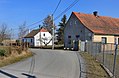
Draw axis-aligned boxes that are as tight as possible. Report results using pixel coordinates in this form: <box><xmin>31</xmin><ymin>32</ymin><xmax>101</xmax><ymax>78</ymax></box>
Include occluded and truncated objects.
<box><xmin>93</xmin><ymin>35</ymin><xmax>114</xmax><ymax>43</ymax></box>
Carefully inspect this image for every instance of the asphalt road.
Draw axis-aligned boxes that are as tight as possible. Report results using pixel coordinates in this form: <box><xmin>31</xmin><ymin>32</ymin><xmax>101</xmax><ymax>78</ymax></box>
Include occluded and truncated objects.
<box><xmin>0</xmin><ymin>49</ymin><xmax>80</xmax><ymax>78</ymax></box>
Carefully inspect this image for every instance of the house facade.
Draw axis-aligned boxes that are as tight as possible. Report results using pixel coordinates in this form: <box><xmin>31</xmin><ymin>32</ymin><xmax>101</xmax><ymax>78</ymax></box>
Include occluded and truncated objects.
<box><xmin>64</xmin><ymin>12</ymin><xmax>119</xmax><ymax>49</ymax></box>
<box><xmin>23</xmin><ymin>27</ymin><xmax>52</xmax><ymax>47</ymax></box>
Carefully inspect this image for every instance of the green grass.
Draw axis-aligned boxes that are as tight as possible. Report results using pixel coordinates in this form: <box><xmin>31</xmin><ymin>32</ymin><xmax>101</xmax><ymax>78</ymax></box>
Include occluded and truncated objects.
<box><xmin>80</xmin><ymin>52</ymin><xmax>110</xmax><ymax>78</ymax></box>
<box><xmin>0</xmin><ymin>46</ymin><xmax>11</xmax><ymax>56</ymax></box>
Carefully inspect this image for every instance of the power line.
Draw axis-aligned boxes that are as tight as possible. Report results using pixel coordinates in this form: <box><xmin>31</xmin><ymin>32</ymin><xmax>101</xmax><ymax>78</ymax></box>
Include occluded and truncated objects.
<box><xmin>12</xmin><ymin>0</ymin><xmax>79</xmax><ymax>31</ymax></box>
<box><xmin>52</xmin><ymin>0</ymin><xmax>62</xmax><ymax>15</ymax></box>
<box><xmin>54</xmin><ymin>0</ymin><xmax>79</xmax><ymax>21</ymax></box>
<box><xmin>28</xmin><ymin>0</ymin><xmax>79</xmax><ymax>30</ymax></box>
<box><xmin>12</xmin><ymin>19</ymin><xmax>45</xmax><ymax>31</ymax></box>
<box><xmin>27</xmin><ymin>19</ymin><xmax>45</xmax><ymax>28</ymax></box>
<box><xmin>19</xmin><ymin>0</ymin><xmax>62</xmax><ymax>30</ymax></box>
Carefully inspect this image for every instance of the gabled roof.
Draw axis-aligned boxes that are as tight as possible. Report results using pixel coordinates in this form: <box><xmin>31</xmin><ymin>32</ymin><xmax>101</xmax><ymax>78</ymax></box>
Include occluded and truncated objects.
<box><xmin>72</xmin><ymin>12</ymin><xmax>119</xmax><ymax>35</ymax></box>
<box><xmin>24</xmin><ymin>29</ymin><xmax>39</xmax><ymax>38</ymax></box>
<box><xmin>24</xmin><ymin>28</ymin><xmax>48</xmax><ymax>38</ymax></box>
<box><xmin>40</xmin><ymin>28</ymin><xmax>48</xmax><ymax>32</ymax></box>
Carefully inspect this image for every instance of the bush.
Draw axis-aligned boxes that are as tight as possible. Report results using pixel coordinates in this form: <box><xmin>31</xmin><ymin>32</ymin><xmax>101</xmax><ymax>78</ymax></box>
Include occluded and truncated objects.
<box><xmin>0</xmin><ymin>49</ymin><xmax>6</xmax><ymax>56</ymax></box>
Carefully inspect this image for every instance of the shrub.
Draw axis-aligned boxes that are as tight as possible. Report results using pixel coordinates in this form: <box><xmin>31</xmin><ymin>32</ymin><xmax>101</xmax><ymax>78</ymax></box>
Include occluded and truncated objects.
<box><xmin>0</xmin><ymin>49</ymin><xmax>6</xmax><ymax>56</ymax></box>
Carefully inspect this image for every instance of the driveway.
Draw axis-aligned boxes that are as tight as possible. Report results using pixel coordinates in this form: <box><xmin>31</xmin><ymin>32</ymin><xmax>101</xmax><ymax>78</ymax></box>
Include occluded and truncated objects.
<box><xmin>0</xmin><ymin>49</ymin><xmax>80</xmax><ymax>78</ymax></box>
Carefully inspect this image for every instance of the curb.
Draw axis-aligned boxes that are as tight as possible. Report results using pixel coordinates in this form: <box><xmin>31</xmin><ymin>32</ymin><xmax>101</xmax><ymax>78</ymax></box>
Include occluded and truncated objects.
<box><xmin>76</xmin><ymin>52</ymin><xmax>86</xmax><ymax>78</ymax></box>
<box><xmin>100</xmin><ymin>64</ymin><xmax>114</xmax><ymax>78</ymax></box>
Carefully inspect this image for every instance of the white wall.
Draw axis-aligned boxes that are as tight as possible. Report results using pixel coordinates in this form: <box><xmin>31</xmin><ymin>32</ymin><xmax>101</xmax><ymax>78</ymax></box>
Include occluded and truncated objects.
<box><xmin>34</xmin><ymin>32</ymin><xmax>52</xmax><ymax>47</ymax></box>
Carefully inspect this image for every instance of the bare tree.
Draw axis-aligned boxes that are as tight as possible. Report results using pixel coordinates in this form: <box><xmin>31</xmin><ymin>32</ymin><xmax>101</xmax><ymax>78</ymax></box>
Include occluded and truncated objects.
<box><xmin>0</xmin><ymin>24</ymin><xmax>10</xmax><ymax>42</ymax></box>
<box><xmin>18</xmin><ymin>22</ymin><xmax>28</xmax><ymax>40</ymax></box>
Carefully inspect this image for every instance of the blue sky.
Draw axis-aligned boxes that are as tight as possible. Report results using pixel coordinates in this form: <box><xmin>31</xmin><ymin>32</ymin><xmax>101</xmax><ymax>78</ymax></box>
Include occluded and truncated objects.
<box><xmin>0</xmin><ymin>0</ymin><xmax>119</xmax><ymax>38</ymax></box>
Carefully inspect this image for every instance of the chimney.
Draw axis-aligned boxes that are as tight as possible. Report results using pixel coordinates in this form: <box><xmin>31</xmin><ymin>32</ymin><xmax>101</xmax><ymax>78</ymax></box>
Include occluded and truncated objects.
<box><xmin>28</xmin><ymin>29</ymin><xmax>30</xmax><ymax>33</ymax></box>
<box><xmin>93</xmin><ymin>11</ymin><xmax>98</xmax><ymax>17</ymax></box>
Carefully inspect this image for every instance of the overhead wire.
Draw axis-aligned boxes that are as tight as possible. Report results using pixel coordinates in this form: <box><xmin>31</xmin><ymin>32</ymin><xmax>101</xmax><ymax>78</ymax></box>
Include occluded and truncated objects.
<box><xmin>54</xmin><ymin>0</ymin><xmax>79</xmax><ymax>21</ymax></box>
<box><xmin>52</xmin><ymin>0</ymin><xmax>62</xmax><ymax>15</ymax></box>
<box><xmin>29</xmin><ymin>0</ymin><xmax>62</xmax><ymax>30</ymax></box>
<box><xmin>11</xmin><ymin>0</ymin><xmax>79</xmax><ymax>31</ymax></box>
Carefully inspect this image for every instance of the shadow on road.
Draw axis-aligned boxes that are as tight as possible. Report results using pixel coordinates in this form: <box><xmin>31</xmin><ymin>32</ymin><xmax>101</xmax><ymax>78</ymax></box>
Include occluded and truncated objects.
<box><xmin>22</xmin><ymin>73</ymin><xmax>36</xmax><ymax>78</ymax></box>
<box><xmin>0</xmin><ymin>70</ymin><xmax>18</xmax><ymax>78</ymax></box>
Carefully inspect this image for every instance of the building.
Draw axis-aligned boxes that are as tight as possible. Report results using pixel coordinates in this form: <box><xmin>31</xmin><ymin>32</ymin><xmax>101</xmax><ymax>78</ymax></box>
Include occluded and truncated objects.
<box><xmin>23</xmin><ymin>27</ymin><xmax>52</xmax><ymax>47</ymax></box>
<box><xmin>64</xmin><ymin>11</ymin><xmax>119</xmax><ymax>49</ymax></box>
<box><xmin>2</xmin><ymin>39</ymin><xmax>17</xmax><ymax>46</ymax></box>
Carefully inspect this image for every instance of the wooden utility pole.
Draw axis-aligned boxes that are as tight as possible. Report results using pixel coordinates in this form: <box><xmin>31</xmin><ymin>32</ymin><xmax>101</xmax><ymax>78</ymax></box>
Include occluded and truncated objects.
<box><xmin>39</xmin><ymin>25</ymin><xmax>42</xmax><ymax>48</ymax></box>
<box><xmin>52</xmin><ymin>14</ymin><xmax>54</xmax><ymax>50</ymax></box>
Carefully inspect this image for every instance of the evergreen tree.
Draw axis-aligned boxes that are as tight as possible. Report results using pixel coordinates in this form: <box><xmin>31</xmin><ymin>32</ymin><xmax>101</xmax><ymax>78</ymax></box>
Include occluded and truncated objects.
<box><xmin>57</xmin><ymin>15</ymin><xmax>67</xmax><ymax>44</ymax></box>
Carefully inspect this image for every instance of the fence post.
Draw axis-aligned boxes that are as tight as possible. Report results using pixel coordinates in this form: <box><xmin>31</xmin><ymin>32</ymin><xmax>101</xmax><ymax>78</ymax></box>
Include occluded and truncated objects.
<box><xmin>102</xmin><ymin>44</ymin><xmax>105</xmax><ymax>65</ymax></box>
<box><xmin>112</xmin><ymin>44</ymin><xmax>118</xmax><ymax>78</ymax></box>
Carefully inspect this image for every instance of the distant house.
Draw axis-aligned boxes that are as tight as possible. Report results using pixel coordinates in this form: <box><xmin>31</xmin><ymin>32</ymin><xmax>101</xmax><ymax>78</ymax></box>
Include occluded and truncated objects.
<box><xmin>2</xmin><ymin>39</ymin><xmax>17</xmax><ymax>46</ymax></box>
<box><xmin>23</xmin><ymin>27</ymin><xmax>52</xmax><ymax>47</ymax></box>
<box><xmin>64</xmin><ymin>11</ymin><xmax>119</xmax><ymax>49</ymax></box>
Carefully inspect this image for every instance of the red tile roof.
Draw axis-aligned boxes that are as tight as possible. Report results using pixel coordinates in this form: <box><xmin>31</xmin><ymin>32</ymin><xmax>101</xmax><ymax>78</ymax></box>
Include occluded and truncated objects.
<box><xmin>24</xmin><ymin>28</ymin><xmax>48</xmax><ymax>38</ymax></box>
<box><xmin>40</xmin><ymin>28</ymin><xmax>48</xmax><ymax>32</ymax></box>
<box><xmin>73</xmin><ymin>12</ymin><xmax>119</xmax><ymax>35</ymax></box>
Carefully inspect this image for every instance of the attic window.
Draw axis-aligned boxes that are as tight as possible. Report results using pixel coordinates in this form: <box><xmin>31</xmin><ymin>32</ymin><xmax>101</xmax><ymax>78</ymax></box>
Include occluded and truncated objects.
<box><xmin>43</xmin><ymin>33</ymin><xmax>45</xmax><ymax>36</ymax></box>
<box><xmin>68</xmin><ymin>36</ymin><xmax>71</xmax><ymax>38</ymax></box>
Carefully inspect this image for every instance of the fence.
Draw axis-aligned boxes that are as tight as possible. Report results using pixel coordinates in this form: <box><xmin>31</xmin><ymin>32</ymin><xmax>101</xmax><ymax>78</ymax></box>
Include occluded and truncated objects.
<box><xmin>85</xmin><ymin>42</ymin><xmax>119</xmax><ymax>78</ymax></box>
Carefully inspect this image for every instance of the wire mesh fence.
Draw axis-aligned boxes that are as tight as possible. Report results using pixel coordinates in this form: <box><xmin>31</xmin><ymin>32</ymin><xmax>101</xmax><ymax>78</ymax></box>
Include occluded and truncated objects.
<box><xmin>85</xmin><ymin>42</ymin><xmax>119</xmax><ymax>78</ymax></box>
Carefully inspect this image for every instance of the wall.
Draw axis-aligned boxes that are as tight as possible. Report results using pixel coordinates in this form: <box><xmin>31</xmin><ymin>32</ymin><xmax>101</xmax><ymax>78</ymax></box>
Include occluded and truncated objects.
<box><xmin>93</xmin><ymin>35</ymin><xmax>114</xmax><ymax>43</ymax></box>
<box><xmin>64</xmin><ymin>13</ymin><xmax>93</xmax><ymax>48</ymax></box>
<box><xmin>34</xmin><ymin>32</ymin><xmax>52</xmax><ymax>47</ymax></box>
<box><xmin>23</xmin><ymin>38</ymin><xmax>34</xmax><ymax>46</ymax></box>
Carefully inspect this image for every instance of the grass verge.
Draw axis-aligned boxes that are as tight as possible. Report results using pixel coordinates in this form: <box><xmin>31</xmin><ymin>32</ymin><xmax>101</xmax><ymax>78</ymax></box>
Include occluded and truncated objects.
<box><xmin>0</xmin><ymin>51</ymin><xmax>33</xmax><ymax>67</ymax></box>
<box><xmin>80</xmin><ymin>52</ymin><xmax>110</xmax><ymax>78</ymax></box>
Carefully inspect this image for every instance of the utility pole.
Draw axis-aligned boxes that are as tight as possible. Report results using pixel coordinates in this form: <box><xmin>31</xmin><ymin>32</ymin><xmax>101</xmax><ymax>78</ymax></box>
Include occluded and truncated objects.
<box><xmin>39</xmin><ymin>25</ymin><xmax>41</xmax><ymax>48</ymax></box>
<box><xmin>52</xmin><ymin>14</ymin><xmax>54</xmax><ymax>49</ymax></box>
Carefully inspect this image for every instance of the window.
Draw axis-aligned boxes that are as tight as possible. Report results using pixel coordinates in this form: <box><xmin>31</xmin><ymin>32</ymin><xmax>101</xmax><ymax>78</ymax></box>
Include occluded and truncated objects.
<box><xmin>76</xmin><ymin>35</ymin><xmax>80</xmax><ymax>39</ymax></box>
<box><xmin>75</xmin><ymin>20</ymin><xmax>77</xmax><ymax>25</ymax></box>
<box><xmin>22</xmin><ymin>39</ymin><xmax>24</xmax><ymax>42</ymax></box>
<box><xmin>31</xmin><ymin>39</ymin><xmax>33</xmax><ymax>43</ymax></box>
<box><xmin>81</xmin><ymin>30</ymin><xmax>82</xmax><ymax>32</ymax></box>
<box><xmin>68</xmin><ymin>36</ymin><xmax>71</xmax><ymax>38</ymax></box>
<box><xmin>118</xmin><ymin>38</ymin><xmax>119</xmax><ymax>45</ymax></box>
<box><xmin>102</xmin><ymin>37</ymin><xmax>107</xmax><ymax>44</ymax></box>
<box><xmin>68</xmin><ymin>36</ymin><xmax>71</xmax><ymax>44</ymax></box>
<box><xmin>115</xmin><ymin>38</ymin><xmax>119</xmax><ymax>45</ymax></box>
<box><xmin>43</xmin><ymin>33</ymin><xmax>45</xmax><ymax>36</ymax></box>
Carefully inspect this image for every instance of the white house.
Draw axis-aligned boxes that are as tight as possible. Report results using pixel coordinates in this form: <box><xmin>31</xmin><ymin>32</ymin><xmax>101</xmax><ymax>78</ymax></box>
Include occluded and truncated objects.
<box><xmin>23</xmin><ymin>27</ymin><xmax>52</xmax><ymax>47</ymax></box>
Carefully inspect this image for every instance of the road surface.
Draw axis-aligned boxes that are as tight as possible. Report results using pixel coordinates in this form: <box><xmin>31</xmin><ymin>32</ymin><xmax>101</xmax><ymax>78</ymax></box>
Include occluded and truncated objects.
<box><xmin>0</xmin><ymin>49</ymin><xmax>80</xmax><ymax>78</ymax></box>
